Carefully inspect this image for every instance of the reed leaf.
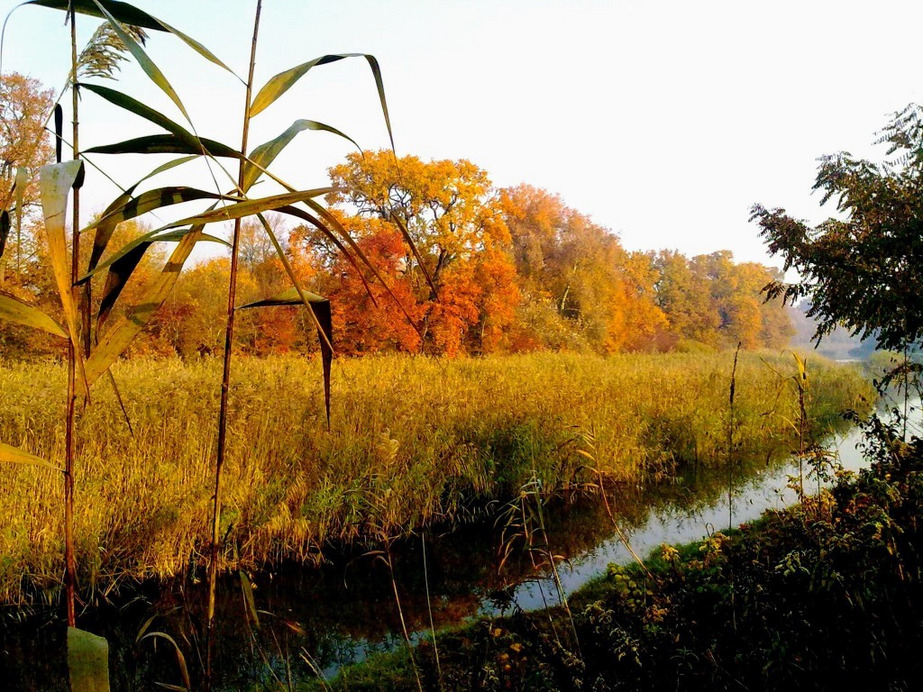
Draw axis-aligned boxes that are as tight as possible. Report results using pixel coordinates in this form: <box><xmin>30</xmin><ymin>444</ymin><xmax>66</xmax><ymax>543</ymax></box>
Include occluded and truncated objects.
<box><xmin>304</xmin><ymin>198</ymin><xmax>423</xmax><ymax>335</ymax></box>
<box><xmin>13</xmin><ymin>166</ymin><xmax>26</xmax><ymax>242</ymax></box>
<box><xmin>84</xmin><ymin>134</ymin><xmax>240</xmax><ymax>159</ymax></box>
<box><xmin>67</xmin><ymin>626</ymin><xmax>110</xmax><ymax>692</ymax></box>
<box><xmin>390</xmin><ymin>211</ymin><xmax>437</xmax><ymax>299</ymax></box>
<box><xmin>273</xmin><ymin>204</ymin><xmax>378</xmax><ymax>307</ymax></box>
<box><xmin>86</xmin><ymin>0</ymin><xmax>191</xmax><ymax>122</ymax></box>
<box><xmin>242</xmin><ymin>119</ymin><xmax>360</xmax><ymax>193</ymax></box>
<box><xmin>254</xmin><ymin>212</ymin><xmax>333</xmax><ymax>423</ymax></box>
<box><xmin>250</xmin><ymin>54</ymin><xmax>394</xmax><ymax>150</ymax></box>
<box><xmin>0</xmin><ymin>442</ymin><xmax>62</xmax><ymax>471</ymax></box>
<box><xmin>252</xmin><ymin>211</ymin><xmax>335</xmax><ymax>346</ymax></box>
<box><xmin>157</xmin><ymin>187</ymin><xmax>333</xmax><ymax>230</ymax></box>
<box><xmin>95</xmin><ymin>228</ymin><xmax>226</xmax><ymax>328</ymax></box>
<box><xmin>32</xmin><ymin>0</ymin><xmax>234</xmax><ymax>76</ymax></box>
<box><xmin>0</xmin><ymin>293</ymin><xmax>67</xmax><ymax>338</ymax></box>
<box><xmin>87</xmin><ymin>157</ymin><xmax>201</xmax><ymax>273</ymax></box>
<box><xmin>85</xmin><ymin>186</ymin><xmax>237</xmax><ymax>233</ymax></box>
<box><xmin>39</xmin><ymin>160</ymin><xmax>88</xmax><ymax>395</ymax></box>
<box><xmin>138</xmin><ymin>632</ymin><xmax>190</xmax><ymax>691</ymax></box>
<box><xmin>54</xmin><ymin>105</ymin><xmax>63</xmax><ymax>163</ymax></box>
<box><xmin>30</xmin><ymin>0</ymin><xmax>165</xmax><ymax>31</ymax></box>
<box><xmin>80</xmin><ymin>225</ymin><xmax>212</xmax><ymax>281</ymax></box>
<box><xmin>239</xmin><ymin>286</ymin><xmax>332</xmax><ymax>427</ymax></box>
<box><xmin>85</xmin><ymin>225</ymin><xmax>206</xmax><ymax>385</ymax></box>
<box><xmin>238</xmin><ymin>286</ymin><xmax>328</xmax><ymax>308</ymax></box>
<box><xmin>79</xmin><ymin>83</ymin><xmax>198</xmax><ymax>146</ymax></box>
<box><xmin>0</xmin><ymin>209</ymin><xmax>8</xmax><ymax>259</ymax></box>
<box><xmin>239</xmin><ymin>571</ymin><xmax>260</xmax><ymax>631</ymax></box>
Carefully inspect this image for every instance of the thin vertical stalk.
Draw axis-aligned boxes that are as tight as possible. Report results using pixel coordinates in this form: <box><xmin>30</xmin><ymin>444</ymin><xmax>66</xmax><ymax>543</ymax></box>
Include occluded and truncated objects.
<box><xmin>727</xmin><ymin>344</ymin><xmax>740</xmax><ymax>633</ymax></box>
<box><xmin>384</xmin><ymin>546</ymin><xmax>424</xmax><ymax>692</ymax></box>
<box><xmin>728</xmin><ymin>343</ymin><xmax>740</xmax><ymax>530</ymax></box>
<box><xmin>903</xmin><ymin>344</ymin><xmax>909</xmax><ymax>442</ymax></box>
<box><xmin>797</xmin><ymin>366</ymin><xmax>807</xmax><ymax>504</ymax></box>
<box><xmin>205</xmin><ymin>1</ymin><xmax>262</xmax><ymax>686</ymax></box>
<box><xmin>420</xmin><ymin>530</ymin><xmax>444</xmax><ymax>690</ymax></box>
<box><xmin>63</xmin><ymin>0</ymin><xmax>79</xmax><ymax>630</ymax></box>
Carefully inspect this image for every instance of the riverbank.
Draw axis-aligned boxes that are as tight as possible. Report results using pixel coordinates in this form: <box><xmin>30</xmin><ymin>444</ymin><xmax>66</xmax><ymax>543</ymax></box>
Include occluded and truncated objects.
<box><xmin>325</xmin><ymin>413</ymin><xmax>923</xmax><ymax>690</ymax></box>
<box><xmin>0</xmin><ymin>352</ymin><xmax>871</xmax><ymax>605</ymax></box>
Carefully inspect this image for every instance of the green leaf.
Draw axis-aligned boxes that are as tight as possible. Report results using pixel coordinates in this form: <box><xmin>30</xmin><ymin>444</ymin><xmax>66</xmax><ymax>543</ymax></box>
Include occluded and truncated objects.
<box><xmin>240</xmin><ymin>285</ymin><xmax>333</xmax><ymax>429</ymax></box>
<box><xmin>67</xmin><ymin>627</ymin><xmax>110</xmax><ymax>692</ymax></box>
<box><xmin>138</xmin><ymin>632</ymin><xmax>190</xmax><ymax>691</ymax></box>
<box><xmin>158</xmin><ymin>188</ymin><xmax>333</xmax><ymax>230</ymax></box>
<box><xmin>243</xmin><ymin>119</ymin><xmax>361</xmax><ymax>193</ymax></box>
<box><xmin>84</xmin><ymin>134</ymin><xmax>241</xmax><ymax>159</ymax></box>
<box><xmin>238</xmin><ymin>287</ymin><xmax>328</xmax><ymax>308</ymax></box>
<box><xmin>0</xmin><ymin>442</ymin><xmax>62</xmax><ymax>471</ymax></box>
<box><xmin>0</xmin><ymin>210</ymin><xmax>8</xmax><ymax>259</ymax></box>
<box><xmin>28</xmin><ymin>0</ymin><xmax>166</xmax><ymax>30</ymax></box>
<box><xmin>239</xmin><ymin>571</ymin><xmax>260</xmax><ymax>631</ymax></box>
<box><xmin>39</xmin><ymin>160</ymin><xmax>88</xmax><ymax>394</ymax></box>
<box><xmin>80</xmin><ymin>83</ymin><xmax>198</xmax><ymax>146</ymax></box>
<box><xmin>88</xmin><ymin>156</ymin><xmax>201</xmax><ymax>273</ymax></box>
<box><xmin>0</xmin><ymin>293</ymin><xmax>67</xmax><ymax>338</ymax></box>
<box><xmin>250</xmin><ymin>53</ymin><xmax>395</xmax><ymax>150</ymax></box>
<box><xmin>85</xmin><ymin>186</ymin><xmax>236</xmax><ymax>233</ymax></box>
<box><xmin>85</xmin><ymin>225</ymin><xmax>206</xmax><ymax>385</ymax></box>
<box><xmin>96</xmin><ymin>229</ymin><xmax>226</xmax><ymax>328</ymax></box>
<box><xmin>88</xmin><ymin>0</ymin><xmax>192</xmax><ymax>122</ymax></box>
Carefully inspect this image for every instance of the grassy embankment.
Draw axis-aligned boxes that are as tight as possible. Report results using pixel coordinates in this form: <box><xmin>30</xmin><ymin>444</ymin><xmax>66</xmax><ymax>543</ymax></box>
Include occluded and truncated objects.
<box><xmin>329</xmin><ymin>415</ymin><xmax>923</xmax><ymax>691</ymax></box>
<box><xmin>0</xmin><ymin>351</ymin><xmax>871</xmax><ymax>605</ymax></box>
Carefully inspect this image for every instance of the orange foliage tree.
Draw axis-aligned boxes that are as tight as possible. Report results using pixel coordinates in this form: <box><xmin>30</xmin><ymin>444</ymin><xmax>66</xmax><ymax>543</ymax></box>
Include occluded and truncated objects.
<box><xmin>324</xmin><ymin>150</ymin><xmax>519</xmax><ymax>355</ymax></box>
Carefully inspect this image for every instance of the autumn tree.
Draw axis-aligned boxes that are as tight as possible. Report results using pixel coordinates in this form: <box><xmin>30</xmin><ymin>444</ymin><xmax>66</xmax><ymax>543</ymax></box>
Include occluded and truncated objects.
<box><xmin>653</xmin><ymin>249</ymin><xmax>721</xmax><ymax>347</ymax></box>
<box><xmin>327</xmin><ymin>150</ymin><xmax>510</xmax><ymax>290</ymax></box>
<box><xmin>500</xmin><ymin>185</ymin><xmax>666</xmax><ymax>352</ymax></box>
<box><xmin>323</xmin><ymin>217</ymin><xmax>422</xmax><ymax>355</ymax></box>
<box><xmin>653</xmin><ymin>250</ymin><xmax>792</xmax><ymax>350</ymax></box>
<box><xmin>322</xmin><ymin>151</ymin><xmax>518</xmax><ymax>355</ymax></box>
<box><xmin>0</xmin><ymin>72</ymin><xmax>55</xmax><ymax>283</ymax></box>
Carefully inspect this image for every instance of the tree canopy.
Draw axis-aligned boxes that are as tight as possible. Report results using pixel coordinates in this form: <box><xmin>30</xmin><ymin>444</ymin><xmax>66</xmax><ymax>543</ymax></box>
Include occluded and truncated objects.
<box><xmin>751</xmin><ymin>104</ymin><xmax>923</xmax><ymax>351</ymax></box>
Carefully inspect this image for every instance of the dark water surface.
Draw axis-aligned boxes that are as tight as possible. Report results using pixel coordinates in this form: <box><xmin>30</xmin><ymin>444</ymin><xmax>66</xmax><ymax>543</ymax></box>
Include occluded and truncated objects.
<box><xmin>1</xmin><ymin>410</ymin><xmax>898</xmax><ymax>690</ymax></box>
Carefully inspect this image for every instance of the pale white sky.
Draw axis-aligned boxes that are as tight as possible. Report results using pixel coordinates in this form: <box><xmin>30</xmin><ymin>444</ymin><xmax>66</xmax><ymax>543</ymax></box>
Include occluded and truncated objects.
<box><xmin>2</xmin><ymin>0</ymin><xmax>921</xmax><ymax>267</ymax></box>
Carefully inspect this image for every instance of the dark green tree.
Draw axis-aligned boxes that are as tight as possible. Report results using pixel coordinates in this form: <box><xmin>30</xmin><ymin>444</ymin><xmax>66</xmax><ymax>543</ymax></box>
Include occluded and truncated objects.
<box><xmin>751</xmin><ymin>104</ymin><xmax>923</xmax><ymax>351</ymax></box>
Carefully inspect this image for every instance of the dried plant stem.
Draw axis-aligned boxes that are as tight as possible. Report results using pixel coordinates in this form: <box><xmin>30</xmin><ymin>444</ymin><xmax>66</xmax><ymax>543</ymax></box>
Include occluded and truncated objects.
<box><xmin>728</xmin><ymin>342</ymin><xmax>740</xmax><ymax>529</ymax></box>
<box><xmin>385</xmin><ymin>546</ymin><xmax>424</xmax><ymax>692</ymax></box>
<box><xmin>421</xmin><ymin>530</ymin><xmax>444</xmax><ymax>690</ymax></box>
<box><xmin>205</xmin><ymin>1</ymin><xmax>262</xmax><ymax>686</ymax></box>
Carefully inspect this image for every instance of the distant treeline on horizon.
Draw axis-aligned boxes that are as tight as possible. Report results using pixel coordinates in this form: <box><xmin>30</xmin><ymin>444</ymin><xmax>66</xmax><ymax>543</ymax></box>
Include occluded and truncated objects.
<box><xmin>1</xmin><ymin>150</ymin><xmax>794</xmax><ymax>360</ymax></box>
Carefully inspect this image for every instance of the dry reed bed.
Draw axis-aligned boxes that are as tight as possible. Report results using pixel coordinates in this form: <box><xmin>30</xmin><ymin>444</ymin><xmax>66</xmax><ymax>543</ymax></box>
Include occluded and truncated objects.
<box><xmin>0</xmin><ymin>352</ymin><xmax>871</xmax><ymax>604</ymax></box>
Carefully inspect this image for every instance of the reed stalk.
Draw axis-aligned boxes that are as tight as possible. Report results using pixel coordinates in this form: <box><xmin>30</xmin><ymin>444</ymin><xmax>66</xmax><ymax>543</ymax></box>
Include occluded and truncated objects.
<box><xmin>205</xmin><ymin>3</ymin><xmax>263</xmax><ymax>685</ymax></box>
<box><xmin>727</xmin><ymin>342</ymin><xmax>740</xmax><ymax>530</ymax></box>
<box><xmin>64</xmin><ymin>0</ymin><xmax>80</xmax><ymax>629</ymax></box>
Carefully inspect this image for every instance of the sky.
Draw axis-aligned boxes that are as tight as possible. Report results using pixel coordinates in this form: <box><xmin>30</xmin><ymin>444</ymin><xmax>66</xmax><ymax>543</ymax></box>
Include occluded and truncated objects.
<box><xmin>2</xmin><ymin>0</ymin><xmax>922</xmax><ymax>269</ymax></box>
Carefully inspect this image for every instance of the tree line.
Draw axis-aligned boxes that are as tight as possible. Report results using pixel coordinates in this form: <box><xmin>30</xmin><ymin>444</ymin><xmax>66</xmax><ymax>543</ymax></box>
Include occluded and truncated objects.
<box><xmin>0</xmin><ymin>74</ymin><xmax>792</xmax><ymax>361</ymax></box>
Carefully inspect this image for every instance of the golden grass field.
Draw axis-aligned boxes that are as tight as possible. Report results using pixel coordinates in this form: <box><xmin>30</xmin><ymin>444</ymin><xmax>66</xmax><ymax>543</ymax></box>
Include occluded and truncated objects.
<box><xmin>0</xmin><ymin>351</ymin><xmax>872</xmax><ymax>605</ymax></box>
